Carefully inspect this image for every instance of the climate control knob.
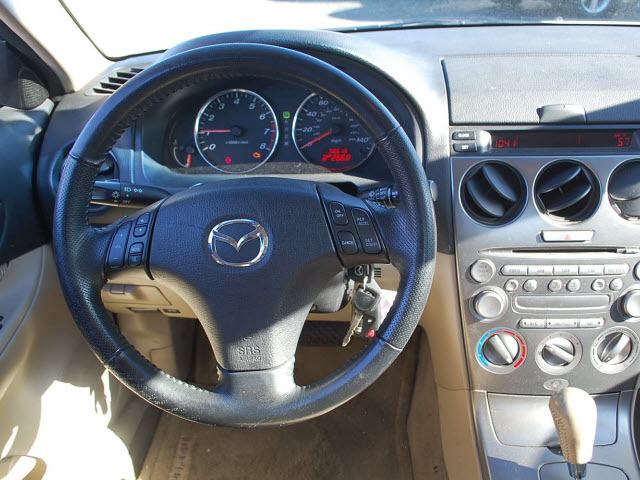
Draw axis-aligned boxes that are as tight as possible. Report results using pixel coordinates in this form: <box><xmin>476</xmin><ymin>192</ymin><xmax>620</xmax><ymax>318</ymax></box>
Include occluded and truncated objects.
<box><xmin>597</xmin><ymin>332</ymin><xmax>633</xmax><ymax>365</ymax></box>
<box><xmin>474</xmin><ymin>289</ymin><xmax>507</xmax><ymax>320</ymax></box>
<box><xmin>621</xmin><ymin>291</ymin><xmax>640</xmax><ymax>318</ymax></box>
<box><xmin>482</xmin><ymin>332</ymin><xmax>520</xmax><ymax>366</ymax></box>
<box><xmin>541</xmin><ymin>338</ymin><xmax>576</xmax><ymax>367</ymax></box>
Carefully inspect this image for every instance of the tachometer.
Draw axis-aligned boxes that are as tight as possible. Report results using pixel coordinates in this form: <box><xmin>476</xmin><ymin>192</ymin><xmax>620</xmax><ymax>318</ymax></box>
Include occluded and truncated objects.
<box><xmin>195</xmin><ymin>89</ymin><xmax>279</xmax><ymax>173</ymax></box>
<box><xmin>293</xmin><ymin>94</ymin><xmax>374</xmax><ymax>172</ymax></box>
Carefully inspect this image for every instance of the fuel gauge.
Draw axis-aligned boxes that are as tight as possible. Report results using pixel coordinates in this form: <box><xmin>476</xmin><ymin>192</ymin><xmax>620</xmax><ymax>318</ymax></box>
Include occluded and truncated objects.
<box><xmin>171</xmin><ymin>141</ymin><xmax>196</xmax><ymax>168</ymax></box>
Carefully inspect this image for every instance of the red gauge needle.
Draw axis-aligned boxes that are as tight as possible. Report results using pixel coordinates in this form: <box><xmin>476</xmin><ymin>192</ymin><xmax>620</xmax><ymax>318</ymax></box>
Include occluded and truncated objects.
<box><xmin>199</xmin><ymin>129</ymin><xmax>232</xmax><ymax>133</ymax></box>
<box><xmin>186</xmin><ymin>153</ymin><xmax>192</xmax><ymax>168</ymax></box>
<box><xmin>301</xmin><ymin>130</ymin><xmax>332</xmax><ymax>149</ymax></box>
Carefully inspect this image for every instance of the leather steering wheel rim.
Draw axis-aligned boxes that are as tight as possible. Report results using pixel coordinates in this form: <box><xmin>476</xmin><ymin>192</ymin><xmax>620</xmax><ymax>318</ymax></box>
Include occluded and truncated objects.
<box><xmin>53</xmin><ymin>43</ymin><xmax>436</xmax><ymax>427</ymax></box>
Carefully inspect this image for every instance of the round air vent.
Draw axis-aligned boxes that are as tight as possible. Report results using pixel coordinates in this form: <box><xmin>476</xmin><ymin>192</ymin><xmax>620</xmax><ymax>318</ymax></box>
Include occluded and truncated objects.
<box><xmin>461</xmin><ymin>161</ymin><xmax>527</xmax><ymax>226</ymax></box>
<box><xmin>608</xmin><ymin>159</ymin><xmax>640</xmax><ymax>221</ymax></box>
<box><xmin>534</xmin><ymin>160</ymin><xmax>599</xmax><ymax>222</ymax></box>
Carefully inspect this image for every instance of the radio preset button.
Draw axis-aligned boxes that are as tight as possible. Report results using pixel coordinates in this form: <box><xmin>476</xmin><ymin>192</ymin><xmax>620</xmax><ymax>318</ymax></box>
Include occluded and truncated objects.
<box><xmin>505</xmin><ymin>279</ymin><xmax>519</xmax><ymax>292</ymax></box>
<box><xmin>579</xmin><ymin>265</ymin><xmax>605</xmax><ymax>276</ymax></box>
<box><xmin>547</xmin><ymin>318</ymin><xmax>578</xmax><ymax>328</ymax></box>
<box><xmin>553</xmin><ymin>265</ymin><xmax>579</xmax><ymax>276</ymax></box>
<box><xmin>604</xmin><ymin>264</ymin><xmax>629</xmax><ymax>275</ymax></box>
<box><xmin>610</xmin><ymin>278</ymin><xmax>624</xmax><ymax>291</ymax></box>
<box><xmin>548</xmin><ymin>279</ymin><xmax>563</xmax><ymax>292</ymax></box>
<box><xmin>470</xmin><ymin>259</ymin><xmax>496</xmax><ymax>283</ymax></box>
<box><xmin>523</xmin><ymin>279</ymin><xmax>538</xmax><ymax>292</ymax></box>
<box><xmin>502</xmin><ymin>265</ymin><xmax>528</xmax><ymax>276</ymax></box>
<box><xmin>520</xmin><ymin>318</ymin><xmax>546</xmax><ymax>328</ymax></box>
<box><xmin>529</xmin><ymin>265</ymin><xmax>553</xmax><ymax>276</ymax></box>
<box><xmin>591</xmin><ymin>279</ymin><xmax>606</xmax><ymax>292</ymax></box>
<box><xmin>567</xmin><ymin>278</ymin><xmax>581</xmax><ymax>292</ymax></box>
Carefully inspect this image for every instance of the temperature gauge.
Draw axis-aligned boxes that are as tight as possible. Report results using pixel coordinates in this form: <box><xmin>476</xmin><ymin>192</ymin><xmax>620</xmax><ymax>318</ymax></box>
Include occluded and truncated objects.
<box><xmin>171</xmin><ymin>141</ymin><xmax>196</xmax><ymax>168</ymax></box>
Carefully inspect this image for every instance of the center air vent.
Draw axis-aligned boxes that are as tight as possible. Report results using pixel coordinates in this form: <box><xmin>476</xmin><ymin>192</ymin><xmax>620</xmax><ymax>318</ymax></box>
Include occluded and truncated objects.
<box><xmin>461</xmin><ymin>161</ymin><xmax>526</xmax><ymax>226</ymax></box>
<box><xmin>609</xmin><ymin>159</ymin><xmax>640</xmax><ymax>221</ymax></box>
<box><xmin>534</xmin><ymin>160</ymin><xmax>599</xmax><ymax>222</ymax></box>
<box><xmin>89</xmin><ymin>67</ymin><xmax>144</xmax><ymax>95</ymax></box>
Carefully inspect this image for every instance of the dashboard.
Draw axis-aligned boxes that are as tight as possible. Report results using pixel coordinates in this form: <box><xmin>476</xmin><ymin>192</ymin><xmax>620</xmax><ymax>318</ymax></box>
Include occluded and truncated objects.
<box><xmin>34</xmin><ymin>25</ymin><xmax>640</xmax><ymax>480</ymax></box>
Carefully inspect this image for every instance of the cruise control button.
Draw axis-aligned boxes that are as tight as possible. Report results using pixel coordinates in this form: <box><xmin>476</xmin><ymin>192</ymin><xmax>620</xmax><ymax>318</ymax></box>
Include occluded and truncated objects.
<box><xmin>591</xmin><ymin>278</ymin><xmax>606</xmax><ymax>291</ymax></box>
<box><xmin>567</xmin><ymin>278</ymin><xmax>581</xmax><ymax>292</ymax></box>
<box><xmin>523</xmin><ymin>279</ymin><xmax>538</xmax><ymax>292</ymax></box>
<box><xmin>107</xmin><ymin>222</ymin><xmax>131</xmax><ymax>268</ymax></box>
<box><xmin>351</xmin><ymin>208</ymin><xmax>382</xmax><ymax>254</ymax></box>
<box><xmin>579</xmin><ymin>265</ymin><xmax>604</xmax><ymax>276</ymax></box>
<box><xmin>470</xmin><ymin>259</ymin><xmax>495</xmax><ymax>283</ymax></box>
<box><xmin>610</xmin><ymin>278</ymin><xmax>624</xmax><ymax>291</ymax></box>
<box><xmin>133</xmin><ymin>226</ymin><xmax>147</xmax><ymax>237</ymax></box>
<box><xmin>329</xmin><ymin>202</ymin><xmax>348</xmax><ymax>225</ymax></box>
<box><xmin>337</xmin><ymin>231</ymin><xmax>358</xmax><ymax>255</ymax></box>
<box><xmin>501</xmin><ymin>265</ymin><xmax>528</xmax><ymax>276</ymax></box>
<box><xmin>136</xmin><ymin>213</ymin><xmax>151</xmax><ymax>226</ymax></box>
<box><xmin>604</xmin><ymin>264</ymin><xmax>629</xmax><ymax>275</ymax></box>
<box><xmin>579</xmin><ymin>317</ymin><xmax>604</xmax><ymax>328</ymax></box>
<box><xmin>520</xmin><ymin>318</ymin><xmax>546</xmax><ymax>328</ymax></box>
<box><xmin>528</xmin><ymin>265</ymin><xmax>553</xmax><ymax>276</ymax></box>
<box><xmin>129</xmin><ymin>242</ymin><xmax>144</xmax><ymax>255</ymax></box>
<box><xmin>548</xmin><ymin>279</ymin><xmax>563</xmax><ymax>292</ymax></box>
<box><xmin>553</xmin><ymin>265</ymin><xmax>579</xmax><ymax>276</ymax></box>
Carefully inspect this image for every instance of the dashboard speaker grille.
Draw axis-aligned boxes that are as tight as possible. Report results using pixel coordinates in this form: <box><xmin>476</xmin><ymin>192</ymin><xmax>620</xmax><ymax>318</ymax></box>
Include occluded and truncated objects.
<box><xmin>609</xmin><ymin>159</ymin><xmax>640</xmax><ymax>221</ymax></box>
<box><xmin>461</xmin><ymin>161</ymin><xmax>526</xmax><ymax>226</ymax></box>
<box><xmin>534</xmin><ymin>160</ymin><xmax>599</xmax><ymax>222</ymax></box>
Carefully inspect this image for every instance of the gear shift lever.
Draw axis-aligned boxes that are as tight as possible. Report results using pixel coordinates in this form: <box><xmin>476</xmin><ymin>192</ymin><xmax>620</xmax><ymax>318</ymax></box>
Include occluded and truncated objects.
<box><xmin>549</xmin><ymin>388</ymin><xmax>597</xmax><ymax>479</ymax></box>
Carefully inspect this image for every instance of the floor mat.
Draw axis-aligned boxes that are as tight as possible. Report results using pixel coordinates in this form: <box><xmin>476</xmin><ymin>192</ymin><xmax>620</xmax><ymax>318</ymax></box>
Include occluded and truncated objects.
<box><xmin>138</xmin><ymin>334</ymin><xmax>422</xmax><ymax>480</ymax></box>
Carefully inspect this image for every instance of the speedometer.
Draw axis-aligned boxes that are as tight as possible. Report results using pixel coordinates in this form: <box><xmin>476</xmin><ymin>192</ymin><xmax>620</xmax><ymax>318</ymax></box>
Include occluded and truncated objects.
<box><xmin>293</xmin><ymin>94</ymin><xmax>374</xmax><ymax>172</ymax></box>
<box><xmin>195</xmin><ymin>89</ymin><xmax>279</xmax><ymax>173</ymax></box>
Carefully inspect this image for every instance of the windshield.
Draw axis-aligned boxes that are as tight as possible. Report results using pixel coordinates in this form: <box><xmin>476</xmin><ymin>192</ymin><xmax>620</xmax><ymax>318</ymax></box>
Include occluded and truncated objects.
<box><xmin>62</xmin><ymin>0</ymin><xmax>640</xmax><ymax>58</ymax></box>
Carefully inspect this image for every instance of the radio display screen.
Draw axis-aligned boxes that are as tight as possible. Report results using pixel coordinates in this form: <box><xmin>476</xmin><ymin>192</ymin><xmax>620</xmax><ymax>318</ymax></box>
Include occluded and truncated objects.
<box><xmin>490</xmin><ymin>130</ymin><xmax>635</xmax><ymax>150</ymax></box>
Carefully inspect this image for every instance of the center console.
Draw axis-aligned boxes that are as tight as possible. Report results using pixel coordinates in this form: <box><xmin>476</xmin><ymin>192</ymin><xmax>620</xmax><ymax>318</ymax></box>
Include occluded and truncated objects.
<box><xmin>451</xmin><ymin>125</ymin><xmax>640</xmax><ymax>479</ymax></box>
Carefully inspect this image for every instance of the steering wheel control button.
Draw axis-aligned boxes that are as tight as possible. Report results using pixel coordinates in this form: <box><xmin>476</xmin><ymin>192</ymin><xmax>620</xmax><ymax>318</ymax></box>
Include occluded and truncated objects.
<box><xmin>329</xmin><ymin>202</ymin><xmax>348</xmax><ymax>225</ymax></box>
<box><xmin>476</xmin><ymin>329</ymin><xmax>526</xmax><ymax>373</ymax></box>
<box><xmin>133</xmin><ymin>226</ymin><xmax>147</xmax><ymax>237</ymax></box>
<box><xmin>548</xmin><ymin>279</ymin><xmax>563</xmax><ymax>292</ymax></box>
<box><xmin>567</xmin><ymin>278</ymin><xmax>581</xmax><ymax>292</ymax></box>
<box><xmin>351</xmin><ymin>209</ymin><xmax>381</xmax><ymax>254</ymax></box>
<box><xmin>604</xmin><ymin>264</ymin><xmax>629</xmax><ymax>275</ymax></box>
<box><xmin>523</xmin><ymin>279</ymin><xmax>538</xmax><ymax>292</ymax></box>
<box><xmin>505</xmin><ymin>279</ymin><xmax>519</xmax><ymax>292</ymax></box>
<box><xmin>107</xmin><ymin>222</ymin><xmax>131</xmax><ymax>268</ymax></box>
<box><xmin>520</xmin><ymin>318</ymin><xmax>546</xmax><ymax>329</ymax></box>
<box><xmin>452</xmin><ymin>131</ymin><xmax>476</xmax><ymax>141</ymax></box>
<box><xmin>128</xmin><ymin>255</ymin><xmax>142</xmax><ymax>267</ymax></box>
<box><xmin>470</xmin><ymin>259</ymin><xmax>496</xmax><ymax>283</ymax></box>
<box><xmin>501</xmin><ymin>264</ymin><xmax>527</xmax><ymax>276</ymax></box>
<box><xmin>591</xmin><ymin>278</ymin><xmax>606</xmax><ymax>291</ymax></box>
<box><xmin>610</xmin><ymin>279</ymin><xmax>624</xmax><ymax>291</ymax></box>
<box><xmin>337</xmin><ymin>231</ymin><xmax>358</xmax><ymax>255</ymax></box>
<box><xmin>129</xmin><ymin>243</ymin><xmax>144</xmax><ymax>255</ymax></box>
<box><xmin>136</xmin><ymin>213</ymin><xmax>151</xmax><ymax>225</ymax></box>
<box><xmin>529</xmin><ymin>265</ymin><xmax>553</xmax><ymax>276</ymax></box>
<box><xmin>474</xmin><ymin>290</ymin><xmax>506</xmax><ymax>320</ymax></box>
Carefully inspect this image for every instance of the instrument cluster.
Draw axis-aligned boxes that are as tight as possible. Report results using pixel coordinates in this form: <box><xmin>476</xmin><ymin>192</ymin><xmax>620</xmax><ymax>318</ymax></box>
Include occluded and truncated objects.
<box><xmin>150</xmin><ymin>78</ymin><xmax>389</xmax><ymax>177</ymax></box>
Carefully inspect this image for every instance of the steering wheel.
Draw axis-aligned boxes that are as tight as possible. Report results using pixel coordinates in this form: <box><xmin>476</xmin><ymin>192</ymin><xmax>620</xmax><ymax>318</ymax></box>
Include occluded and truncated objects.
<box><xmin>53</xmin><ymin>43</ymin><xmax>436</xmax><ymax>427</ymax></box>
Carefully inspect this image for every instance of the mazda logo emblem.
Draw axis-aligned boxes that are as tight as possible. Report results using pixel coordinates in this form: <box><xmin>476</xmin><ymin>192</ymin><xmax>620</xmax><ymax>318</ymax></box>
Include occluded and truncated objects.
<box><xmin>208</xmin><ymin>219</ymin><xmax>268</xmax><ymax>267</ymax></box>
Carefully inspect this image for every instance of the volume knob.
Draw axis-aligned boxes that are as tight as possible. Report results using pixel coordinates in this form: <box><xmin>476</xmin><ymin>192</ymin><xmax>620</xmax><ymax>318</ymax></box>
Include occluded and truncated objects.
<box><xmin>621</xmin><ymin>291</ymin><xmax>640</xmax><ymax>319</ymax></box>
<box><xmin>482</xmin><ymin>333</ymin><xmax>520</xmax><ymax>366</ymax></box>
<box><xmin>474</xmin><ymin>290</ymin><xmax>507</xmax><ymax>320</ymax></box>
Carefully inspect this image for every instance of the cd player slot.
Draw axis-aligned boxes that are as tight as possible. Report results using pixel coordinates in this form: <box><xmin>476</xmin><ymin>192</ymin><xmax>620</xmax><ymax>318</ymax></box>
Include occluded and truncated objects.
<box><xmin>481</xmin><ymin>247</ymin><xmax>639</xmax><ymax>258</ymax></box>
<box><xmin>514</xmin><ymin>294</ymin><xmax>610</xmax><ymax>312</ymax></box>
